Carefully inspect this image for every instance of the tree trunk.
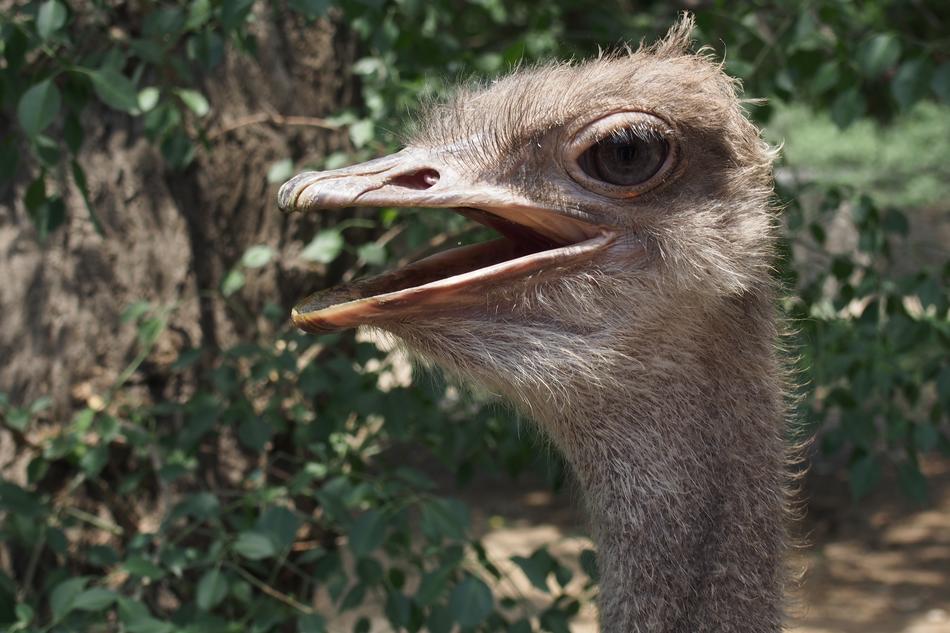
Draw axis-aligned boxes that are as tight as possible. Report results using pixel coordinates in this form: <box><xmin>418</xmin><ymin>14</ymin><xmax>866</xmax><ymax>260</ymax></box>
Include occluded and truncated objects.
<box><xmin>0</xmin><ymin>12</ymin><xmax>357</xmax><ymax>411</ymax></box>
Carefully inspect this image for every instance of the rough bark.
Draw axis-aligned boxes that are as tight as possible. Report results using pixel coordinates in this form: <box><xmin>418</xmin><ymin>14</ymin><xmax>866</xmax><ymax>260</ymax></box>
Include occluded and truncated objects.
<box><xmin>0</xmin><ymin>13</ymin><xmax>356</xmax><ymax>410</ymax></box>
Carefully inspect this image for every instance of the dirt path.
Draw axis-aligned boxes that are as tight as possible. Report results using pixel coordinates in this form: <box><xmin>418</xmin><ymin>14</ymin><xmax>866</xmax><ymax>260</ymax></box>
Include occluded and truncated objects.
<box><xmin>788</xmin><ymin>457</ymin><xmax>950</xmax><ymax>633</ymax></box>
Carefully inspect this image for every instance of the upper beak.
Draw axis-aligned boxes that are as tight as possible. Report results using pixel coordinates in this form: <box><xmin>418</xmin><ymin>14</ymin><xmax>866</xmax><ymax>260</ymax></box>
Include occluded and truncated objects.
<box><xmin>278</xmin><ymin>148</ymin><xmax>532</xmax><ymax>216</ymax></box>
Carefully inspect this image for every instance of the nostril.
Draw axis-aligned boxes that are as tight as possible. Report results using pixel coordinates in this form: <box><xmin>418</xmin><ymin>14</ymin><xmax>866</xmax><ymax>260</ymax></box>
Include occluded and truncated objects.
<box><xmin>389</xmin><ymin>168</ymin><xmax>440</xmax><ymax>190</ymax></box>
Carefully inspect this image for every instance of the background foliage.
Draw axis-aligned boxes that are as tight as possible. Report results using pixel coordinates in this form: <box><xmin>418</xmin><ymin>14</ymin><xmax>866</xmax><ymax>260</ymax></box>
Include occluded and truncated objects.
<box><xmin>1</xmin><ymin>0</ymin><xmax>948</xmax><ymax>631</ymax></box>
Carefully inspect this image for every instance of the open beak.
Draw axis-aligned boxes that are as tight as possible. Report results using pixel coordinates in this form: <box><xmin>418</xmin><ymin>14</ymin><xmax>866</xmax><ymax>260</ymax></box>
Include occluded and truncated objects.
<box><xmin>277</xmin><ymin>148</ymin><xmax>615</xmax><ymax>333</ymax></box>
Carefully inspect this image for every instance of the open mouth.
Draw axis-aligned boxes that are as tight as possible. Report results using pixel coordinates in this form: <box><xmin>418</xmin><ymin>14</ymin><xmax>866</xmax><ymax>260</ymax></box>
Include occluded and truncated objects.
<box><xmin>278</xmin><ymin>154</ymin><xmax>615</xmax><ymax>333</ymax></box>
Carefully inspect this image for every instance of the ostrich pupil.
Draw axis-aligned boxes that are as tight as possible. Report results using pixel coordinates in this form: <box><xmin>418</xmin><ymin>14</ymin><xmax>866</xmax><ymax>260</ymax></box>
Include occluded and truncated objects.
<box><xmin>586</xmin><ymin>135</ymin><xmax>667</xmax><ymax>186</ymax></box>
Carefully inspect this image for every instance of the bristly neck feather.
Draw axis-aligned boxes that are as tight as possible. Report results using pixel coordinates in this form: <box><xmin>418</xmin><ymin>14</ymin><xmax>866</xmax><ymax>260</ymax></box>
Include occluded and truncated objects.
<box><xmin>560</xmin><ymin>361</ymin><xmax>787</xmax><ymax>632</ymax></box>
<box><xmin>387</xmin><ymin>283</ymin><xmax>788</xmax><ymax>632</ymax></box>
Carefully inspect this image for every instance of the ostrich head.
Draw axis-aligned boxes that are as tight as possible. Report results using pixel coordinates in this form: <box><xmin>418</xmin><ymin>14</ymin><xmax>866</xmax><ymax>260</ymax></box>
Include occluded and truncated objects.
<box><xmin>280</xmin><ymin>16</ymin><xmax>787</xmax><ymax>631</ymax></box>
<box><xmin>279</xmin><ymin>19</ymin><xmax>776</xmax><ymax>419</ymax></box>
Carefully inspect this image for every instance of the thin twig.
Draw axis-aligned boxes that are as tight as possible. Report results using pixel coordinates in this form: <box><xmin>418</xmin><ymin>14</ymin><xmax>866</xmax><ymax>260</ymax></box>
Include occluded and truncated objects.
<box><xmin>18</xmin><ymin>524</ymin><xmax>47</xmax><ymax>601</ymax></box>
<box><xmin>395</xmin><ymin>224</ymin><xmax>485</xmax><ymax>268</ymax></box>
<box><xmin>64</xmin><ymin>506</ymin><xmax>124</xmax><ymax>536</ymax></box>
<box><xmin>341</xmin><ymin>224</ymin><xmax>407</xmax><ymax>282</ymax></box>
<box><xmin>208</xmin><ymin>113</ymin><xmax>340</xmax><ymax>140</ymax></box>
<box><xmin>225</xmin><ymin>561</ymin><xmax>315</xmax><ymax>614</ymax></box>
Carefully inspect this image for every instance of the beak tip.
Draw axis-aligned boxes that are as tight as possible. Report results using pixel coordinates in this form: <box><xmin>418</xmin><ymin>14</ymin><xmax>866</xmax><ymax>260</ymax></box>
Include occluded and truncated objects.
<box><xmin>277</xmin><ymin>172</ymin><xmax>316</xmax><ymax>213</ymax></box>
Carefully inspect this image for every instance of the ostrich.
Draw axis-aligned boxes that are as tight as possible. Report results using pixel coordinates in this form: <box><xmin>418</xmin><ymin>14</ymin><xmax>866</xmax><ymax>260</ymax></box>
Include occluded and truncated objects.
<box><xmin>278</xmin><ymin>16</ymin><xmax>788</xmax><ymax>632</ymax></box>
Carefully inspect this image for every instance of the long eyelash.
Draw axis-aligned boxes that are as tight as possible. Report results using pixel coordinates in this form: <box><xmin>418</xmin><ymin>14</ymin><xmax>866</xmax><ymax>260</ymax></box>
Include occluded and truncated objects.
<box><xmin>606</xmin><ymin>124</ymin><xmax>665</xmax><ymax>144</ymax></box>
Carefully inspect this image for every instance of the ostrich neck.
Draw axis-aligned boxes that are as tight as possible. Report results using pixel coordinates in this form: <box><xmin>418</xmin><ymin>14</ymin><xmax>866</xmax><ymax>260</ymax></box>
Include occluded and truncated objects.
<box><xmin>551</xmin><ymin>312</ymin><xmax>786</xmax><ymax>632</ymax></box>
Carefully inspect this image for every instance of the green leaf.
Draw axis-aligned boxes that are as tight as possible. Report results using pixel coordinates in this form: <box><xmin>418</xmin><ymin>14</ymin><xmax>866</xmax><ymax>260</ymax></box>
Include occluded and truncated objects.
<box><xmin>357</xmin><ymin>557</ymin><xmax>383</xmax><ymax>584</ymax></box>
<box><xmin>189</xmin><ymin>30</ymin><xmax>225</xmax><ymax>69</ymax></box>
<box><xmin>420</xmin><ymin>498</ymin><xmax>469</xmax><ymax>541</ymax></box>
<box><xmin>34</xmin><ymin>134</ymin><xmax>61</xmax><ymax>168</ymax></box>
<box><xmin>138</xmin><ymin>316</ymin><xmax>165</xmax><ymax>347</ymax></box>
<box><xmin>29</xmin><ymin>396</ymin><xmax>52</xmax><ymax>415</ymax></box>
<box><xmin>233</xmin><ymin>531</ymin><xmax>277</xmax><ymax>560</ymax></box>
<box><xmin>17</xmin><ymin>80</ymin><xmax>61</xmax><ymax>139</ymax></box>
<box><xmin>288</xmin><ymin>0</ymin><xmax>331</xmax><ymax>18</ymax></box>
<box><xmin>932</xmin><ymin>62</ymin><xmax>950</xmax><ymax>102</ymax></box>
<box><xmin>121</xmin><ymin>300</ymin><xmax>151</xmax><ymax>323</ymax></box>
<box><xmin>427</xmin><ymin>605</ymin><xmax>453</xmax><ymax>633</ymax></box>
<box><xmin>352</xmin><ymin>57</ymin><xmax>384</xmax><ymax>76</ymax></box>
<box><xmin>15</xmin><ymin>603</ymin><xmax>34</xmax><ymax>625</ymax></box>
<box><xmin>913</xmin><ymin>424</ymin><xmax>938</xmax><ymax>453</ymax></box>
<box><xmin>554</xmin><ymin>563</ymin><xmax>573</xmax><ymax>587</ymax></box>
<box><xmin>175</xmin><ymin>89</ymin><xmax>210</xmax><ymax>117</ymax></box>
<box><xmin>340</xmin><ymin>583</ymin><xmax>366</xmax><ymax>611</ymax></box>
<box><xmin>579</xmin><ymin>548</ymin><xmax>599</xmax><ymax>581</ymax></box>
<box><xmin>300</xmin><ymin>230</ymin><xmax>343</xmax><ymax>264</ymax></box>
<box><xmin>161</xmin><ymin>130</ymin><xmax>195</xmax><ymax>168</ymax></box>
<box><xmin>541</xmin><ymin>608</ymin><xmax>572</xmax><ymax>633</ymax></box>
<box><xmin>71</xmin><ymin>160</ymin><xmax>105</xmax><ymax>235</ymax></box>
<box><xmin>849</xmin><ymin>454</ymin><xmax>881</xmax><ymax>501</ymax></box>
<box><xmin>0</xmin><ymin>481</ymin><xmax>46</xmax><ymax>518</ymax></box>
<box><xmin>123</xmin><ymin>556</ymin><xmax>166</xmax><ymax>580</ymax></box>
<box><xmin>937</xmin><ymin>366</ymin><xmax>950</xmax><ymax>406</ymax></box>
<box><xmin>80</xmin><ymin>443</ymin><xmax>109</xmax><ymax>476</ymax></box>
<box><xmin>5</xmin><ymin>408</ymin><xmax>29</xmax><ymax>431</ymax></box>
<box><xmin>297</xmin><ymin>613</ymin><xmax>327</xmax><ymax>633</ymax></box>
<box><xmin>88</xmin><ymin>69</ymin><xmax>140</xmax><ymax>112</ymax></box>
<box><xmin>810</xmin><ymin>61</ymin><xmax>839</xmax><ymax>96</ymax></box>
<box><xmin>171</xmin><ymin>347</ymin><xmax>201</xmax><ymax>370</ymax></box>
<box><xmin>512</xmin><ymin>549</ymin><xmax>555</xmax><ymax>593</ymax></box>
<box><xmin>0</xmin><ymin>138</ymin><xmax>19</xmax><ymax>186</ymax></box>
<box><xmin>47</xmin><ymin>527</ymin><xmax>68</xmax><ymax>555</ymax></box>
<box><xmin>348</xmin><ymin>510</ymin><xmax>386</xmax><ymax>557</ymax></box>
<box><xmin>791</xmin><ymin>12</ymin><xmax>825</xmax><ymax>51</ymax></box>
<box><xmin>64</xmin><ymin>112</ymin><xmax>83</xmax><ymax>153</ymax></box>
<box><xmin>221</xmin><ymin>269</ymin><xmax>245</xmax><ymax>296</ymax></box>
<box><xmin>882</xmin><ymin>209</ymin><xmax>909</xmax><ymax>236</ymax></box>
<box><xmin>221</xmin><ymin>0</ymin><xmax>255</xmax><ymax>30</ymax></box>
<box><xmin>831</xmin><ymin>256</ymin><xmax>854</xmax><ymax>280</ymax></box>
<box><xmin>241</xmin><ymin>244</ymin><xmax>273</xmax><ymax>268</ymax></box>
<box><xmin>173</xmin><ymin>492</ymin><xmax>220</xmax><ymax>520</ymax></box>
<box><xmin>138</xmin><ymin>87</ymin><xmax>160</xmax><ymax>113</ymax></box>
<box><xmin>238</xmin><ymin>416</ymin><xmax>272</xmax><ymax>451</ymax></box>
<box><xmin>357</xmin><ymin>243</ymin><xmax>386</xmax><ymax>266</ymax></box>
<box><xmin>196</xmin><ymin>569</ymin><xmax>227</xmax><ymax>610</ymax></box>
<box><xmin>415</xmin><ymin>564</ymin><xmax>454</xmax><ymax>606</ymax></box>
<box><xmin>87</xmin><ymin>545</ymin><xmax>119</xmax><ymax>567</ymax></box>
<box><xmin>448</xmin><ymin>576</ymin><xmax>493</xmax><ymax>628</ymax></box>
<box><xmin>892</xmin><ymin>59</ymin><xmax>933</xmax><ymax>110</ymax></box>
<box><xmin>857</xmin><ymin>33</ymin><xmax>901</xmax><ymax>78</ymax></box>
<box><xmin>384</xmin><ymin>591</ymin><xmax>410</xmax><ymax>627</ymax></box>
<box><xmin>186</xmin><ymin>0</ymin><xmax>212</xmax><ymax>29</ymax></box>
<box><xmin>830</xmin><ymin>88</ymin><xmax>865</xmax><ymax>129</ymax></box>
<box><xmin>118</xmin><ymin>596</ymin><xmax>175</xmax><ymax>633</ymax></box>
<box><xmin>510</xmin><ymin>619</ymin><xmax>532</xmax><ymax>633</ymax></box>
<box><xmin>267</xmin><ymin>158</ymin><xmax>295</xmax><ymax>183</ymax></box>
<box><xmin>349</xmin><ymin>120</ymin><xmax>375</xmax><ymax>148</ymax></box>
<box><xmin>257</xmin><ymin>506</ymin><xmax>301</xmax><ymax>550</ymax></box>
<box><xmin>125</xmin><ymin>617</ymin><xmax>175</xmax><ymax>633</ymax></box>
<box><xmin>50</xmin><ymin>577</ymin><xmax>89</xmax><ymax>620</ymax></box>
<box><xmin>74</xmin><ymin>588</ymin><xmax>118</xmax><ymax>611</ymax></box>
<box><xmin>142</xmin><ymin>7</ymin><xmax>185</xmax><ymax>39</ymax></box>
<box><xmin>897</xmin><ymin>461</ymin><xmax>928</xmax><ymax>504</ymax></box>
<box><xmin>37</xmin><ymin>0</ymin><xmax>67</xmax><ymax>39</ymax></box>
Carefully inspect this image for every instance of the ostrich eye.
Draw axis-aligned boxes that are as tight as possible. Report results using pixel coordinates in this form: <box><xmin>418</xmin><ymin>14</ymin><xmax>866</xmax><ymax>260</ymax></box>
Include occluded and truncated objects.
<box><xmin>577</xmin><ymin>129</ymin><xmax>669</xmax><ymax>187</ymax></box>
